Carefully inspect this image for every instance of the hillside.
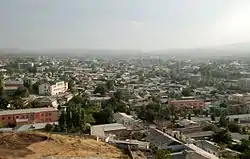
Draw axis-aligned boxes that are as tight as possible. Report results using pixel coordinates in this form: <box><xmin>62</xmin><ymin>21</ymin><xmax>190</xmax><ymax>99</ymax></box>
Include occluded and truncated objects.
<box><xmin>0</xmin><ymin>132</ymin><xmax>128</xmax><ymax>159</ymax></box>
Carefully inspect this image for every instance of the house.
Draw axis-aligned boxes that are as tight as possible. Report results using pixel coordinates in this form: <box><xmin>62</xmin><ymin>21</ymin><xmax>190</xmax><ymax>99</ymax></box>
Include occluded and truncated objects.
<box><xmin>108</xmin><ymin>138</ymin><xmax>150</xmax><ymax>151</ymax></box>
<box><xmin>228</xmin><ymin>93</ymin><xmax>250</xmax><ymax>104</ymax></box>
<box><xmin>114</xmin><ymin>112</ymin><xmax>141</xmax><ymax>129</ymax></box>
<box><xmin>4</xmin><ymin>79</ymin><xmax>24</xmax><ymax>92</ymax></box>
<box><xmin>39</xmin><ymin>81</ymin><xmax>68</xmax><ymax>96</ymax></box>
<box><xmin>184</xmin><ymin>143</ymin><xmax>219</xmax><ymax>159</ymax></box>
<box><xmin>18</xmin><ymin>62</ymin><xmax>34</xmax><ymax>70</ymax></box>
<box><xmin>195</xmin><ymin>140</ymin><xmax>241</xmax><ymax>158</ymax></box>
<box><xmin>88</xmin><ymin>96</ymin><xmax>111</xmax><ymax>106</ymax></box>
<box><xmin>147</xmin><ymin>128</ymin><xmax>185</xmax><ymax>151</ymax></box>
<box><xmin>36</xmin><ymin>97</ymin><xmax>58</xmax><ymax>108</ymax></box>
<box><xmin>177</xmin><ymin>119</ymin><xmax>199</xmax><ymax>128</ymax></box>
<box><xmin>90</xmin><ymin>123</ymin><xmax>130</xmax><ymax>138</ymax></box>
<box><xmin>238</xmin><ymin>78</ymin><xmax>250</xmax><ymax>91</ymax></box>
<box><xmin>184</xmin><ymin>131</ymin><xmax>214</xmax><ymax>140</ymax></box>
<box><xmin>230</xmin><ymin>132</ymin><xmax>249</xmax><ymax>142</ymax></box>
<box><xmin>169</xmin><ymin>100</ymin><xmax>205</xmax><ymax>110</ymax></box>
<box><xmin>0</xmin><ymin>107</ymin><xmax>58</xmax><ymax>127</ymax></box>
<box><xmin>229</xmin><ymin>104</ymin><xmax>250</xmax><ymax>114</ymax></box>
<box><xmin>171</xmin><ymin>150</ymin><xmax>217</xmax><ymax>159</ymax></box>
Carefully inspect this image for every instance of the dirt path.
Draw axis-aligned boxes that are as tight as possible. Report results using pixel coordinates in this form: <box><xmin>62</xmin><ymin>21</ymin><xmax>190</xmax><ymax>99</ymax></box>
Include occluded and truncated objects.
<box><xmin>0</xmin><ymin>132</ymin><xmax>128</xmax><ymax>159</ymax></box>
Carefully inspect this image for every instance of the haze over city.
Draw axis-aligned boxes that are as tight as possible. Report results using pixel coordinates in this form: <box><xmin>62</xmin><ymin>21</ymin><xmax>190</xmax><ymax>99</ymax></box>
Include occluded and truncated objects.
<box><xmin>1</xmin><ymin>0</ymin><xmax>250</xmax><ymax>51</ymax></box>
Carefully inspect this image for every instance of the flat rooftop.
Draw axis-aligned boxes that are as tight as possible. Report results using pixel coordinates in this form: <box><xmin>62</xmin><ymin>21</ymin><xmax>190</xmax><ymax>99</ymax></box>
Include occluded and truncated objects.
<box><xmin>0</xmin><ymin>107</ymin><xmax>57</xmax><ymax>116</ymax></box>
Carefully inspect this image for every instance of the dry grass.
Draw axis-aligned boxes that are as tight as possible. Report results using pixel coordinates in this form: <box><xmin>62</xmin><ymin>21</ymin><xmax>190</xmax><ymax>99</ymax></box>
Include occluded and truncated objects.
<box><xmin>0</xmin><ymin>132</ymin><xmax>128</xmax><ymax>159</ymax></box>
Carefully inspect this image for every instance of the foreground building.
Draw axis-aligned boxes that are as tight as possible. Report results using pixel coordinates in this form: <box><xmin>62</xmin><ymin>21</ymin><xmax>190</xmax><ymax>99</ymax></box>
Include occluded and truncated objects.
<box><xmin>0</xmin><ymin>107</ymin><xmax>58</xmax><ymax>127</ymax></box>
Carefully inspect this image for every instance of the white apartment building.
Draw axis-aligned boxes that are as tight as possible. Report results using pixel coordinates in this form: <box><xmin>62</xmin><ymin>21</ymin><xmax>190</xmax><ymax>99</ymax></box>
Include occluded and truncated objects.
<box><xmin>228</xmin><ymin>93</ymin><xmax>250</xmax><ymax>104</ymax></box>
<box><xmin>39</xmin><ymin>81</ymin><xmax>68</xmax><ymax>96</ymax></box>
<box><xmin>238</xmin><ymin>78</ymin><xmax>250</xmax><ymax>91</ymax></box>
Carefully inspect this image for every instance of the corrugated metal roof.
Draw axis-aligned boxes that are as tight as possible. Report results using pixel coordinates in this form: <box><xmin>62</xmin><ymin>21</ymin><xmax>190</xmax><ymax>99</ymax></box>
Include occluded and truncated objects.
<box><xmin>0</xmin><ymin>107</ymin><xmax>57</xmax><ymax>116</ymax></box>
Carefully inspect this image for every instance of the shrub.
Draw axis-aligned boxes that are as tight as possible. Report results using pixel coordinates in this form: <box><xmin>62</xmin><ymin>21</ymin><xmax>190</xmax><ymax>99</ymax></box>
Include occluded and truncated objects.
<box><xmin>44</xmin><ymin>124</ymin><xmax>54</xmax><ymax>132</ymax></box>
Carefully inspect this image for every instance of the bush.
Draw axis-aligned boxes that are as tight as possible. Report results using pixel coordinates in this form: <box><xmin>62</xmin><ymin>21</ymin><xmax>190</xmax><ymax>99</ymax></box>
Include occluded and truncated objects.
<box><xmin>44</xmin><ymin>124</ymin><xmax>54</xmax><ymax>132</ymax></box>
<box><xmin>228</xmin><ymin>122</ymin><xmax>241</xmax><ymax>133</ymax></box>
<box><xmin>202</xmin><ymin>125</ymin><xmax>215</xmax><ymax>131</ymax></box>
<box><xmin>0</xmin><ymin>122</ymin><xmax>3</xmax><ymax>128</ymax></box>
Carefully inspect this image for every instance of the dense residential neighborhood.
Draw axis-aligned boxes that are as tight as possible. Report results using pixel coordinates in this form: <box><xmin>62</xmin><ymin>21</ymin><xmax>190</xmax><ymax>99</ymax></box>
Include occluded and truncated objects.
<box><xmin>1</xmin><ymin>54</ymin><xmax>250</xmax><ymax>158</ymax></box>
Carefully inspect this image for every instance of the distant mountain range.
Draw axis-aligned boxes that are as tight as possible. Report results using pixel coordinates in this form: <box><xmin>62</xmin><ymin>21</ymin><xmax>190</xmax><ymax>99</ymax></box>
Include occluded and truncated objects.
<box><xmin>0</xmin><ymin>43</ymin><xmax>250</xmax><ymax>58</ymax></box>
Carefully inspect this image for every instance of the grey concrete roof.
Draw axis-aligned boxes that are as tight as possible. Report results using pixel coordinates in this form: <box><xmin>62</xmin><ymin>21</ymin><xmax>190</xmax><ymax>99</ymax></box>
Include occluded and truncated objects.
<box><xmin>91</xmin><ymin>123</ymin><xmax>126</xmax><ymax>137</ymax></box>
<box><xmin>184</xmin><ymin>131</ymin><xmax>214</xmax><ymax>138</ymax></box>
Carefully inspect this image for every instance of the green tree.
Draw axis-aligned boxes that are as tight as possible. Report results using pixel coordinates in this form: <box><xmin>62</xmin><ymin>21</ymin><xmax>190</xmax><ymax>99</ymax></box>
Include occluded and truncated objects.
<box><xmin>212</xmin><ymin>130</ymin><xmax>232</xmax><ymax>145</ymax></box>
<box><xmin>44</xmin><ymin>124</ymin><xmax>54</xmax><ymax>132</ymax></box>
<box><xmin>28</xmin><ymin>100</ymin><xmax>41</xmax><ymax>108</ymax></box>
<box><xmin>188</xmin><ymin>113</ymin><xmax>191</xmax><ymax>120</ymax></box>
<box><xmin>219</xmin><ymin>114</ymin><xmax>229</xmax><ymax>127</ymax></box>
<box><xmin>106</xmin><ymin>80</ymin><xmax>114</xmax><ymax>90</ymax></box>
<box><xmin>155</xmin><ymin>149</ymin><xmax>171</xmax><ymax>159</ymax></box>
<box><xmin>94</xmin><ymin>84</ymin><xmax>106</xmax><ymax>96</ymax></box>
<box><xmin>58</xmin><ymin>110</ymin><xmax>66</xmax><ymax>131</ymax></box>
<box><xmin>138</xmin><ymin>103</ymin><xmax>161</xmax><ymax>123</ymax></box>
<box><xmin>220</xmin><ymin>102</ymin><xmax>227</xmax><ymax>108</ymax></box>
<box><xmin>24</xmin><ymin>79</ymin><xmax>33</xmax><ymax>92</ymax></box>
<box><xmin>31</xmin><ymin>82</ymin><xmax>39</xmax><ymax>94</ymax></box>
<box><xmin>181</xmin><ymin>88</ymin><xmax>191</xmax><ymax>97</ymax></box>
<box><xmin>68</xmin><ymin>95</ymin><xmax>87</xmax><ymax>107</ymax></box>
<box><xmin>202</xmin><ymin>125</ymin><xmax>216</xmax><ymax>131</ymax></box>
<box><xmin>80</xmin><ymin>108</ymin><xmax>86</xmax><ymax>131</ymax></box>
<box><xmin>0</xmin><ymin>78</ymin><xmax>4</xmax><ymax>96</ymax></box>
<box><xmin>65</xmin><ymin>107</ymin><xmax>73</xmax><ymax>131</ymax></box>
<box><xmin>0</xmin><ymin>122</ymin><xmax>3</xmax><ymax>128</ymax></box>
<box><xmin>13</xmin><ymin>97</ymin><xmax>24</xmax><ymax>109</ymax></box>
<box><xmin>14</xmin><ymin>86</ymin><xmax>29</xmax><ymax>98</ymax></box>
<box><xmin>0</xmin><ymin>96</ymin><xmax>9</xmax><ymax>110</ymax></box>
<box><xmin>211</xmin><ymin>114</ymin><xmax>215</xmax><ymax>121</ymax></box>
<box><xmin>93</xmin><ymin>107</ymin><xmax>114</xmax><ymax>124</ymax></box>
<box><xmin>85</xmin><ymin>114</ymin><xmax>95</xmax><ymax>124</ymax></box>
<box><xmin>228</xmin><ymin>122</ymin><xmax>241</xmax><ymax>133</ymax></box>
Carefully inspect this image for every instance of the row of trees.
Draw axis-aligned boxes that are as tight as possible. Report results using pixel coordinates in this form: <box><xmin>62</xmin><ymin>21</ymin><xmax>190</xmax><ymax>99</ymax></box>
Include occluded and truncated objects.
<box><xmin>93</xmin><ymin>80</ymin><xmax>114</xmax><ymax>96</ymax></box>
<box><xmin>212</xmin><ymin>129</ymin><xmax>250</xmax><ymax>158</ymax></box>
<box><xmin>58</xmin><ymin>105</ymin><xmax>90</xmax><ymax>133</ymax></box>
<box><xmin>56</xmin><ymin>89</ymin><xmax>131</xmax><ymax>133</ymax></box>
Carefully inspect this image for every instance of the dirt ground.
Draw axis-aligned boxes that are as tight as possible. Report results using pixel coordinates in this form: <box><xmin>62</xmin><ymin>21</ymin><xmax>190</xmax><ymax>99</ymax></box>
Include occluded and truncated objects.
<box><xmin>0</xmin><ymin>132</ymin><xmax>128</xmax><ymax>159</ymax></box>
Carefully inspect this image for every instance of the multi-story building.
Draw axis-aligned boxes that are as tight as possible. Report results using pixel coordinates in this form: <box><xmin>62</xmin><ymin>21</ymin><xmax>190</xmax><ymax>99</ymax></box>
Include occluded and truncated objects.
<box><xmin>0</xmin><ymin>107</ymin><xmax>58</xmax><ymax>127</ymax></box>
<box><xmin>169</xmin><ymin>99</ymin><xmax>205</xmax><ymax>110</ymax></box>
<box><xmin>238</xmin><ymin>78</ymin><xmax>250</xmax><ymax>91</ymax></box>
<box><xmin>3</xmin><ymin>79</ymin><xmax>24</xmax><ymax>92</ymax></box>
<box><xmin>39</xmin><ymin>81</ymin><xmax>68</xmax><ymax>96</ymax></box>
<box><xmin>224</xmin><ymin>80</ymin><xmax>238</xmax><ymax>88</ymax></box>
<box><xmin>18</xmin><ymin>62</ymin><xmax>34</xmax><ymax>70</ymax></box>
<box><xmin>228</xmin><ymin>93</ymin><xmax>250</xmax><ymax>104</ymax></box>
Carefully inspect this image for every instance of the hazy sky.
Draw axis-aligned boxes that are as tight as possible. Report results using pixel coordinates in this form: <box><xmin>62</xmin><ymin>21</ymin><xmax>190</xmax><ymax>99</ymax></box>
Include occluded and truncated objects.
<box><xmin>0</xmin><ymin>0</ymin><xmax>250</xmax><ymax>50</ymax></box>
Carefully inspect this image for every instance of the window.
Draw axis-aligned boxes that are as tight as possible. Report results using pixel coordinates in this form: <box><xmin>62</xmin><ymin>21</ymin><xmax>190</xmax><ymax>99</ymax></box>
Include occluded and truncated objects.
<box><xmin>45</xmin><ymin>113</ymin><xmax>48</xmax><ymax>117</ymax></box>
<box><xmin>16</xmin><ymin>116</ymin><xmax>19</xmax><ymax>119</ymax></box>
<box><xmin>8</xmin><ymin>116</ymin><xmax>11</xmax><ymax>120</ymax></box>
<box><xmin>49</xmin><ymin>113</ymin><xmax>51</xmax><ymax>116</ymax></box>
<box><xmin>2</xmin><ymin>117</ymin><xmax>4</xmax><ymax>120</ymax></box>
<box><xmin>41</xmin><ymin>113</ymin><xmax>44</xmax><ymax>116</ymax></box>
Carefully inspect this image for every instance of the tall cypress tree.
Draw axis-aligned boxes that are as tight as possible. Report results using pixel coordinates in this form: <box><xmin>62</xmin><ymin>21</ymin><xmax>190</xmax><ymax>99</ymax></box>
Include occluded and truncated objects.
<box><xmin>0</xmin><ymin>78</ymin><xmax>4</xmax><ymax>96</ymax></box>
<box><xmin>66</xmin><ymin>106</ymin><xmax>73</xmax><ymax>131</ymax></box>
<box><xmin>58</xmin><ymin>110</ymin><xmax>66</xmax><ymax>131</ymax></box>
<box><xmin>80</xmin><ymin>108</ymin><xmax>86</xmax><ymax>131</ymax></box>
